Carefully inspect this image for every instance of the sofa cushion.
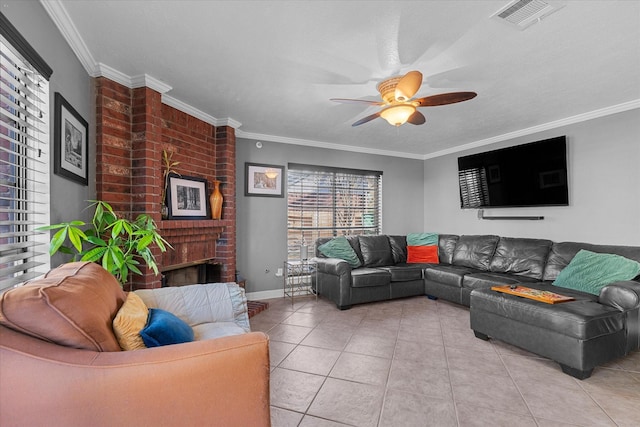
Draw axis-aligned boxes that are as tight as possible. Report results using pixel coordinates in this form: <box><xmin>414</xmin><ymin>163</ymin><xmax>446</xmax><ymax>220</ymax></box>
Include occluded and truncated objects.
<box><xmin>452</xmin><ymin>235</ymin><xmax>499</xmax><ymax>271</ymax></box>
<box><xmin>438</xmin><ymin>234</ymin><xmax>459</xmax><ymax>265</ymax></box>
<box><xmin>378</xmin><ymin>265</ymin><xmax>423</xmax><ymax>282</ymax></box>
<box><xmin>553</xmin><ymin>250</ymin><xmax>640</xmax><ymax>295</ymax></box>
<box><xmin>113</xmin><ymin>292</ymin><xmax>149</xmax><ymax>350</ymax></box>
<box><xmin>388</xmin><ymin>235</ymin><xmax>407</xmax><ymax>264</ymax></box>
<box><xmin>489</xmin><ymin>237</ymin><xmax>553</xmax><ymax>280</ymax></box>
<box><xmin>0</xmin><ymin>261</ymin><xmax>126</xmax><ymax>352</ymax></box>
<box><xmin>358</xmin><ymin>235</ymin><xmax>393</xmax><ymax>267</ymax></box>
<box><xmin>140</xmin><ymin>308</ymin><xmax>194</xmax><ymax>347</ymax></box>
<box><xmin>318</xmin><ymin>236</ymin><xmax>362</xmax><ymax>268</ymax></box>
<box><xmin>462</xmin><ymin>272</ymin><xmax>539</xmax><ymax>291</ymax></box>
<box><xmin>407</xmin><ymin>245</ymin><xmax>439</xmax><ymax>263</ymax></box>
<box><xmin>351</xmin><ymin>268</ymin><xmax>391</xmax><ymax>288</ymax></box>
<box><xmin>424</xmin><ymin>265</ymin><xmax>476</xmax><ymax>287</ymax></box>
<box><xmin>136</xmin><ymin>282</ymin><xmax>250</xmax><ymax>333</ymax></box>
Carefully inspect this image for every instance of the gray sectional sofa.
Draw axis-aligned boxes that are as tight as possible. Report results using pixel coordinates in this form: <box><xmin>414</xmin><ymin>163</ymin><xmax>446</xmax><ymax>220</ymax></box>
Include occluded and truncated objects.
<box><xmin>313</xmin><ymin>234</ymin><xmax>640</xmax><ymax>378</ymax></box>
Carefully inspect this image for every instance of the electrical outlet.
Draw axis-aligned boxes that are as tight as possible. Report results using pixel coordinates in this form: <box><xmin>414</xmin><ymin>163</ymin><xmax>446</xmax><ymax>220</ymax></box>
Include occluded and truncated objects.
<box><xmin>275</xmin><ymin>268</ymin><xmax>283</xmax><ymax>277</ymax></box>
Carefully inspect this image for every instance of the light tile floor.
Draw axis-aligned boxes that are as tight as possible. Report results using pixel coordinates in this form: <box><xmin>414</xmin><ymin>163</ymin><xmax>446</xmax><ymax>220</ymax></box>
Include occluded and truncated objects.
<box><xmin>249</xmin><ymin>295</ymin><xmax>640</xmax><ymax>427</ymax></box>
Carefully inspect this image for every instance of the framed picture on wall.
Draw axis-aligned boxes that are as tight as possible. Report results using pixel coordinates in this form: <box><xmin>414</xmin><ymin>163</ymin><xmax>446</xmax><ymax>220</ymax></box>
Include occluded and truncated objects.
<box><xmin>245</xmin><ymin>163</ymin><xmax>284</xmax><ymax>197</ymax></box>
<box><xmin>53</xmin><ymin>92</ymin><xmax>89</xmax><ymax>185</ymax></box>
<box><xmin>166</xmin><ymin>174</ymin><xmax>210</xmax><ymax>219</ymax></box>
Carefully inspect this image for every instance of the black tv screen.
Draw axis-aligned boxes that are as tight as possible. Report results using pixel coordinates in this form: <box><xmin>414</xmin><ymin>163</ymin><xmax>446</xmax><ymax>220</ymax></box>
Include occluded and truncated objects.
<box><xmin>458</xmin><ymin>136</ymin><xmax>568</xmax><ymax>208</ymax></box>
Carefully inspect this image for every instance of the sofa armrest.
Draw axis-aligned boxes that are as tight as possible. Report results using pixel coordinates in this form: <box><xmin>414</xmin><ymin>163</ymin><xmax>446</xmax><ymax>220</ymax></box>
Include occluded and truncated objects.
<box><xmin>599</xmin><ymin>281</ymin><xmax>640</xmax><ymax>311</ymax></box>
<box><xmin>0</xmin><ymin>326</ymin><xmax>270</xmax><ymax>427</ymax></box>
<box><xmin>313</xmin><ymin>257</ymin><xmax>352</xmax><ymax>275</ymax></box>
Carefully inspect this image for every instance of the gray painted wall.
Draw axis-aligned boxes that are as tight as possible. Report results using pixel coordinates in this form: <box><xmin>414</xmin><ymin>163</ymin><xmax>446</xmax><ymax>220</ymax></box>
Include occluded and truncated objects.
<box><xmin>5</xmin><ymin>1</ymin><xmax>95</xmax><ymax>265</ymax></box>
<box><xmin>424</xmin><ymin>109</ymin><xmax>640</xmax><ymax>246</ymax></box>
<box><xmin>236</xmin><ymin>139</ymin><xmax>425</xmax><ymax>295</ymax></box>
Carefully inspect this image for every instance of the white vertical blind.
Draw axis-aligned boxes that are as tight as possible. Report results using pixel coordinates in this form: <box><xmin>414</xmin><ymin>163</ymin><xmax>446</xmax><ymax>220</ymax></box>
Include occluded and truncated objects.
<box><xmin>287</xmin><ymin>164</ymin><xmax>382</xmax><ymax>260</ymax></box>
<box><xmin>0</xmin><ymin>28</ymin><xmax>51</xmax><ymax>291</ymax></box>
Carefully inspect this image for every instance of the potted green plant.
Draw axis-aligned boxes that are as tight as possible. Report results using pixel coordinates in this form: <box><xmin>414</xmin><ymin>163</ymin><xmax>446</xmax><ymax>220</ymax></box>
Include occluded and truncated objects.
<box><xmin>39</xmin><ymin>200</ymin><xmax>170</xmax><ymax>285</ymax></box>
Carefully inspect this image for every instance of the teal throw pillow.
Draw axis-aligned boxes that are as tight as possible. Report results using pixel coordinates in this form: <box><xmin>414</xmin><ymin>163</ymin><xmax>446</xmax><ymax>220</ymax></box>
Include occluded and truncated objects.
<box><xmin>318</xmin><ymin>236</ymin><xmax>362</xmax><ymax>268</ymax></box>
<box><xmin>140</xmin><ymin>308</ymin><xmax>194</xmax><ymax>347</ymax></box>
<box><xmin>553</xmin><ymin>250</ymin><xmax>640</xmax><ymax>295</ymax></box>
<box><xmin>407</xmin><ymin>232</ymin><xmax>438</xmax><ymax>246</ymax></box>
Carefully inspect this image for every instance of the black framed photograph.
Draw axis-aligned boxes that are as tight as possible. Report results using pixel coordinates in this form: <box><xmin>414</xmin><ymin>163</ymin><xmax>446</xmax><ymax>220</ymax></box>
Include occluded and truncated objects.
<box><xmin>245</xmin><ymin>163</ymin><xmax>284</xmax><ymax>197</ymax></box>
<box><xmin>166</xmin><ymin>174</ymin><xmax>210</xmax><ymax>219</ymax></box>
<box><xmin>54</xmin><ymin>92</ymin><xmax>88</xmax><ymax>185</ymax></box>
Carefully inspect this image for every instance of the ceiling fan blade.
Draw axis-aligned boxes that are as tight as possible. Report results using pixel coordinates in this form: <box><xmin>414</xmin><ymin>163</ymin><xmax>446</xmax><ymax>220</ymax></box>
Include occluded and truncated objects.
<box><xmin>407</xmin><ymin>111</ymin><xmax>426</xmax><ymax>125</ymax></box>
<box><xmin>352</xmin><ymin>112</ymin><xmax>381</xmax><ymax>127</ymax></box>
<box><xmin>330</xmin><ymin>98</ymin><xmax>384</xmax><ymax>106</ymax></box>
<box><xmin>394</xmin><ymin>71</ymin><xmax>423</xmax><ymax>102</ymax></box>
<box><xmin>415</xmin><ymin>91</ymin><xmax>477</xmax><ymax>107</ymax></box>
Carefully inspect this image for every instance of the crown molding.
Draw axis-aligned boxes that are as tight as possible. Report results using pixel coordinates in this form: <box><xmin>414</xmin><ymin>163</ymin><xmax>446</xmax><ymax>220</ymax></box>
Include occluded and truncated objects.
<box><xmin>130</xmin><ymin>74</ymin><xmax>173</xmax><ymax>94</ymax></box>
<box><xmin>40</xmin><ymin>0</ymin><xmax>97</xmax><ymax>75</ymax></box>
<box><xmin>234</xmin><ymin>131</ymin><xmax>425</xmax><ymax>160</ymax></box>
<box><xmin>422</xmin><ymin>99</ymin><xmax>640</xmax><ymax>160</ymax></box>
<box><xmin>161</xmin><ymin>94</ymin><xmax>242</xmax><ymax>129</ymax></box>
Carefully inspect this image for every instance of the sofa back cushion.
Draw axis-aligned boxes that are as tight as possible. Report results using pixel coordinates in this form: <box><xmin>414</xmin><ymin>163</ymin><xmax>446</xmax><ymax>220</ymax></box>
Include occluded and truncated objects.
<box><xmin>452</xmin><ymin>235</ymin><xmax>500</xmax><ymax>271</ymax></box>
<box><xmin>388</xmin><ymin>235</ymin><xmax>407</xmax><ymax>264</ymax></box>
<box><xmin>544</xmin><ymin>242</ymin><xmax>640</xmax><ymax>282</ymax></box>
<box><xmin>438</xmin><ymin>234</ymin><xmax>460</xmax><ymax>265</ymax></box>
<box><xmin>489</xmin><ymin>237</ymin><xmax>553</xmax><ymax>280</ymax></box>
<box><xmin>0</xmin><ymin>262</ymin><xmax>126</xmax><ymax>352</ymax></box>
<box><xmin>358</xmin><ymin>235</ymin><xmax>393</xmax><ymax>267</ymax></box>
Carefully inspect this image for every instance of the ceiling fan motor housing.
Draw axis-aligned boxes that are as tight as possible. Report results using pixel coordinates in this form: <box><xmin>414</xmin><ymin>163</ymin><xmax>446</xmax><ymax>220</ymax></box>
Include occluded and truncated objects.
<box><xmin>377</xmin><ymin>77</ymin><xmax>403</xmax><ymax>104</ymax></box>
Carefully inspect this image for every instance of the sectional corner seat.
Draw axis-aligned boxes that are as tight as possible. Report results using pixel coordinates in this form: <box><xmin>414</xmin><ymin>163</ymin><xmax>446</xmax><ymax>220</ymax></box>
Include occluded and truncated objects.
<box><xmin>313</xmin><ymin>234</ymin><xmax>640</xmax><ymax>379</ymax></box>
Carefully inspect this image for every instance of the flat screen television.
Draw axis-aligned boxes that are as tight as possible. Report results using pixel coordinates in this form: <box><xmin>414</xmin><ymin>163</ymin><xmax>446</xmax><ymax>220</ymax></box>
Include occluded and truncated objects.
<box><xmin>458</xmin><ymin>136</ymin><xmax>568</xmax><ymax>209</ymax></box>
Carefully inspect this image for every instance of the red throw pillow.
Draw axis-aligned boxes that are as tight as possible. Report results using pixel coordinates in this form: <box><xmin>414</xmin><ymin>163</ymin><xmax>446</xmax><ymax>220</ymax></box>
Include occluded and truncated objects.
<box><xmin>407</xmin><ymin>245</ymin><xmax>439</xmax><ymax>263</ymax></box>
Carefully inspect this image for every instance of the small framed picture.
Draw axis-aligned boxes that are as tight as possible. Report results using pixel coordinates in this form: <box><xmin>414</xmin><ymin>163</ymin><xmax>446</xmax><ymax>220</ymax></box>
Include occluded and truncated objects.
<box><xmin>245</xmin><ymin>163</ymin><xmax>284</xmax><ymax>197</ymax></box>
<box><xmin>54</xmin><ymin>93</ymin><xmax>88</xmax><ymax>185</ymax></box>
<box><xmin>166</xmin><ymin>174</ymin><xmax>210</xmax><ymax>219</ymax></box>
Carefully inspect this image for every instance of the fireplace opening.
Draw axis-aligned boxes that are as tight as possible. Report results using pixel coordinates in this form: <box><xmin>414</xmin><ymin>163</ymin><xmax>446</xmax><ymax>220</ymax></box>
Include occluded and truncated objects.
<box><xmin>161</xmin><ymin>261</ymin><xmax>222</xmax><ymax>287</ymax></box>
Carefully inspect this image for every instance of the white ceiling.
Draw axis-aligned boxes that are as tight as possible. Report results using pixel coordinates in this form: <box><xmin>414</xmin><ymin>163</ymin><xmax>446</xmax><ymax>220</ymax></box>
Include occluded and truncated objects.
<box><xmin>45</xmin><ymin>0</ymin><xmax>640</xmax><ymax>159</ymax></box>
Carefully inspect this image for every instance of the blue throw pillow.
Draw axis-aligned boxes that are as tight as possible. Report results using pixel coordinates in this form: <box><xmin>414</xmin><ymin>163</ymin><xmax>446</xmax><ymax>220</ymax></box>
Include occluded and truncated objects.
<box><xmin>407</xmin><ymin>232</ymin><xmax>438</xmax><ymax>246</ymax></box>
<box><xmin>553</xmin><ymin>250</ymin><xmax>640</xmax><ymax>296</ymax></box>
<box><xmin>140</xmin><ymin>308</ymin><xmax>194</xmax><ymax>347</ymax></box>
<box><xmin>318</xmin><ymin>236</ymin><xmax>361</xmax><ymax>268</ymax></box>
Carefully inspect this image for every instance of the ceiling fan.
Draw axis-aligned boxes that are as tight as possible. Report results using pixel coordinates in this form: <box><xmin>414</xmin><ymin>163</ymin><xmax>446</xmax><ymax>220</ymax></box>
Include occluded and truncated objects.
<box><xmin>330</xmin><ymin>71</ymin><xmax>477</xmax><ymax>127</ymax></box>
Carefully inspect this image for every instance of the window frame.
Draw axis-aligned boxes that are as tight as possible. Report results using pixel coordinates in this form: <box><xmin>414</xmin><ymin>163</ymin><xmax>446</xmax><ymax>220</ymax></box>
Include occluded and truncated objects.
<box><xmin>287</xmin><ymin>163</ymin><xmax>382</xmax><ymax>261</ymax></box>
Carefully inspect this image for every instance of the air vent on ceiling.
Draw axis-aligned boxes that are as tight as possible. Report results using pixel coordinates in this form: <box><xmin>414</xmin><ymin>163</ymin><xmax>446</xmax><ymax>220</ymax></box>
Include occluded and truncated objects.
<box><xmin>491</xmin><ymin>0</ymin><xmax>566</xmax><ymax>30</ymax></box>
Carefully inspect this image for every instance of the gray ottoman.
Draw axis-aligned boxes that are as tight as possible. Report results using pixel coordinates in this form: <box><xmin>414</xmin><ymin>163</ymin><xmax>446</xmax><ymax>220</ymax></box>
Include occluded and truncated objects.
<box><xmin>469</xmin><ymin>284</ymin><xmax>628</xmax><ymax>379</ymax></box>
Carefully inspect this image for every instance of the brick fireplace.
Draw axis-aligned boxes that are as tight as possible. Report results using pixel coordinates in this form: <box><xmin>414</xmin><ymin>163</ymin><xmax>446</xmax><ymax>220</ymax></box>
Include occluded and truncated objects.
<box><xmin>95</xmin><ymin>77</ymin><xmax>236</xmax><ymax>290</ymax></box>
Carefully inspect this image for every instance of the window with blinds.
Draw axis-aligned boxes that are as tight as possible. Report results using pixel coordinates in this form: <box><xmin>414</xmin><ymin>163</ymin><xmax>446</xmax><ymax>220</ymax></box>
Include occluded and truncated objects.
<box><xmin>1</xmin><ymin>13</ymin><xmax>52</xmax><ymax>292</ymax></box>
<box><xmin>287</xmin><ymin>164</ymin><xmax>382</xmax><ymax>260</ymax></box>
<box><xmin>458</xmin><ymin>167</ymin><xmax>490</xmax><ymax>208</ymax></box>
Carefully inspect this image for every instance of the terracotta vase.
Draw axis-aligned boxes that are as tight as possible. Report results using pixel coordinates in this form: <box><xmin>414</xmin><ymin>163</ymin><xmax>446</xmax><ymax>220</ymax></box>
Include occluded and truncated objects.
<box><xmin>210</xmin><ymin>180</ymin><xmax>223</xmax><ymax>220</ymax></box>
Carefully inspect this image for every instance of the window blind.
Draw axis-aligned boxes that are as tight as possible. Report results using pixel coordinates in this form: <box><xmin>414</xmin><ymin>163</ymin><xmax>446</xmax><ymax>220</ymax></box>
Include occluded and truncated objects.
<box><xmin>287</xmin><ymin>164</ymin><xmax>382</xmax><ymax>260</ymax></box>
<box><xmin>458</xmin><ymin>167</ymin><xmax>490</xmax><ymax>208</ymax></box>
<box><xmin>1</xmin><ymin>14</ymin><xmax>51</xmax><ymax>292</ymax></box>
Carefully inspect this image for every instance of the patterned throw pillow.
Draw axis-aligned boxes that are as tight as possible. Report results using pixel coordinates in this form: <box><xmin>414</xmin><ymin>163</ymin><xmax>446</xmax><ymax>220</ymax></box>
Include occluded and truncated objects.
<box><xmin>318</xmin><ymin>236</ymin><xmax>362</xmax><ymax>268</ymax></box>
<box><xmin>553</xmin><ymin>250</ymin><xmax>640</xmax><ymax>295</ymax></box>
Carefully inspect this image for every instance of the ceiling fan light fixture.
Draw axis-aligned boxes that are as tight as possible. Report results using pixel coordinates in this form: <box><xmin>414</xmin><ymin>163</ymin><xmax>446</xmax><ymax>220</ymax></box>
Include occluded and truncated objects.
<box><xmin>265</xmin><ymin>169</ymin><xmax>279</xmax><ymax>179</ymax></box>
<box><xmin>380</xmin><ymin>104</ymin><xmax>416</xmax><ymax>127</ymax></box>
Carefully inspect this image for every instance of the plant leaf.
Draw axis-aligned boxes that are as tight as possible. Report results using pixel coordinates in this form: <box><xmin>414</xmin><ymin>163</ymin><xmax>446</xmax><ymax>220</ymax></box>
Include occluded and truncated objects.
<box><xmin>49</xmin><ymin>228</ymin><xmax>68</xmax><ymax>255</ymax></box>
<box><xmin>81</xmin><ymin>246</ymin><xmax>107</xmax><ymax>262</ymax></box>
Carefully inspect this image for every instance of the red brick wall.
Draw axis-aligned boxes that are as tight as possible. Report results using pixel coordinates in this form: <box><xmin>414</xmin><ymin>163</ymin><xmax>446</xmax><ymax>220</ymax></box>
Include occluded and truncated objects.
<box><xmin>94</xmin><ymin>77</ymin><xmax>236</xmax><ymax>289</ymax></box>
